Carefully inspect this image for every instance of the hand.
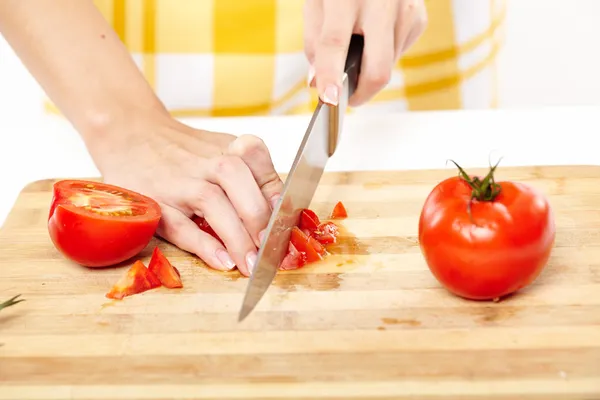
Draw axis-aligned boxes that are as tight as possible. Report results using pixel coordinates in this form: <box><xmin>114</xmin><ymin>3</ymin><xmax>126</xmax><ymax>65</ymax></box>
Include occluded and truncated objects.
<box><xmin>304</xmin><ymin>0</ymin><xmax>427</xmax><ymax>106</ymax></box>
<box><xmin>89</xmin><ymin>114</ymin><xmax>283</xmax><ymax>277</ymax></box>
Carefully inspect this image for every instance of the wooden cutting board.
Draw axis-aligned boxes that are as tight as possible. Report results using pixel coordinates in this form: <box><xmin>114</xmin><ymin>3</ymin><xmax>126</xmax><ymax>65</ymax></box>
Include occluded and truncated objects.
<box><xmin>1</xmin><ymin>165</ymin><xmax>599</xmax><ymax>400</ymax></box>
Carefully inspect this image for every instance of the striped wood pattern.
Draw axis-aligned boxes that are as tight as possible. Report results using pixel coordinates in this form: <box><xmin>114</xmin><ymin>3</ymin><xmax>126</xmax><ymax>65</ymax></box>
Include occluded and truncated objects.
<box><xmin>0</xmin><ymin>165</ymin><xmax>599</xmax><ymax>399</ymax></box>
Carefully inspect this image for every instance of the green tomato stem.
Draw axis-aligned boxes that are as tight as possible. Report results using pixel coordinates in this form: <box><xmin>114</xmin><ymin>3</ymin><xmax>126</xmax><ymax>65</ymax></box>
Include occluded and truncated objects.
<box><xmin>448</xmin><ymin>158</ymin><xmax>503</xmax><ymax>202</ymax></box>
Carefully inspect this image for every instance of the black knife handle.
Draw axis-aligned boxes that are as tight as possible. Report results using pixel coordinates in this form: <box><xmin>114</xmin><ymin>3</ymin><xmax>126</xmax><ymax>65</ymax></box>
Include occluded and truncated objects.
<box><xmin>344</xmin><ymin>34</ymin><xmax>364</xmax><ymax>99</ymax></box>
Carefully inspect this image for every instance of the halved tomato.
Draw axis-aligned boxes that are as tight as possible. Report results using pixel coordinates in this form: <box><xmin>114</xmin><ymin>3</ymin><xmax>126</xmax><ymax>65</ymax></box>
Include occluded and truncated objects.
<box><xmin>48</xmin><ymin>180</ymin><xmax>162</xmax><ymax>267</ymax></box>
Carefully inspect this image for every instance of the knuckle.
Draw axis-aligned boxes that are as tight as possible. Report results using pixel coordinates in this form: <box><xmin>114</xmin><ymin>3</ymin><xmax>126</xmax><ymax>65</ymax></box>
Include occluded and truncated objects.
<box><xmin>319</xmin><ymin>30</ymin><xmax>347</xmax><ymax>49</ymax></box>
<box><xmin>243</xmin><ymin>205</ymin><xmax>271</xmax><ymax>227</ymax></box>
<box><xmin>213</xmin><ymin>154</ymin><xmax>244</xmax><ymax>176</ymax></box>
<box><xmin>195</xmin><ymin>181</ymin><xmax>223</xmax><ymax>205</ymax></box>
<box><xmin>263</xmin><ymin>171</ymin><xmax>282</xmax><ymax>187</ymax></box>
<box><xmin>365</xmin><ymin>68</ymin><xmax>392</xmax><ymax>88</ymax></box>
<box><xmin>229</xmin><ymin>134</ymin><xmax>267</xmax><ymax>159</ymax></box>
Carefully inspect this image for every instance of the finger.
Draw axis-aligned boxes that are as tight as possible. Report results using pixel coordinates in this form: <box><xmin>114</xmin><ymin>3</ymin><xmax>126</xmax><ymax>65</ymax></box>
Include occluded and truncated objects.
<box><xmin>349</xmin><ymin>0</ymin><xmax>397</xmax><ymax>107</ymax></box>
<box><xmin>303</xmin><ymin>0</ymin><xmax>323</xmax><ymax>66</ymax></box>
<box><xmin>207</xmin><ymin>153</ymin><xmax>271</xmax><ymax>248</ymax></box>
<box><xmin>393</xmin><ymin>0</ymin><xmax>423</xmax><ymax>61</ymax></box>
<box><xmin>313</xmin><ymin>0</ymin><xmax>359</xmax><ymax>106</ymax></box>
<box><xmin>227</xmin><ymin>135</ymin><xmax>284</xmax><ymax>211</ymax></box>
<box><xmin>304</xmin><ymin>0</ymin><xmax>323</xmax><ymax>87</ymax></box>
<box><xmin>190</xmin><ymin>181</ymin><xmax>257</xmax><ymax>277</ymax></box>
<box><xmin>156</xmin><ymin>204</ymin><xmax>237</xmax><ymax>273</ymax></box>
<box><xmin>399</xmin><ymin>4</ymin><xmax>428</xmax><ymax>55</ymax></box>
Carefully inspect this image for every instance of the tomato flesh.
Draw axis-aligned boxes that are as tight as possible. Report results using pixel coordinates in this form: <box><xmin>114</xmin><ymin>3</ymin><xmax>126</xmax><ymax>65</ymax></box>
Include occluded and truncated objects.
<box><xmin>280</xmin><ymin>242</ymin><xmax>307</xmax><ymax>270</ymax></box>
<box><xmin>418</xmin><ymin>175</ymin><xmax>555</xmax><ymax>300</ymax></box>
<box><xmin>312</xmin><ymin>221</ymin><xmax>339</xmax><ymax>244</ymax></box>
<box><xmin>48</xmin><ymin>180</ymin><xmax>161</xmax><ymax>267</ymax></box>
<box><xmin>105</xmin><ymin>260</ymin><xmax>162</xmax><ymax>300</ymax></box>
<box><xmin>299</xmin><ymin>209</ymin><xmax>320</xmax><ymax>231</ymax></box>
<box><xmin>148</xmin><ymin>247</ymin><xmax>183</xmax><ymax>289</ymax></box>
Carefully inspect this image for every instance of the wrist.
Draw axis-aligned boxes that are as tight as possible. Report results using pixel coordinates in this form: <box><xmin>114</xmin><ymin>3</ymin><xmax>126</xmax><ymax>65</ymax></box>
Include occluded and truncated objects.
<box><xmin>78</xmin><ymin>101</ymin><xmax>172</xmax><ymax>174</ymax></box>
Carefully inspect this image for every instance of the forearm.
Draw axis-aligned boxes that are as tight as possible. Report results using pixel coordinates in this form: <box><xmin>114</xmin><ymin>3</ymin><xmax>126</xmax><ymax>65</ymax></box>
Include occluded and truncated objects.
<box><xmin>0</xmin><ymin>1</ymin><xmax>167</xmax><ymax>146</ymax></box>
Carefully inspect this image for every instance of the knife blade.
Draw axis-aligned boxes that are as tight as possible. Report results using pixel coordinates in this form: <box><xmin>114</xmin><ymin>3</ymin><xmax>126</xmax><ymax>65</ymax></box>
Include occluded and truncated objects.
<box><xmin>238</xmin><ymin>34</ymin><xmax>364</xmax><ymax>322</ymax></box>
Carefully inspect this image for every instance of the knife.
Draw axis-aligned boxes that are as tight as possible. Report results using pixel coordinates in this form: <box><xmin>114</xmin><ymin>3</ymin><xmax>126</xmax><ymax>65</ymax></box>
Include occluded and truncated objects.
<box><xmin>238</xmin><ymin>34</ymin><xmax>364</xmax><ymax>322</ymax></box>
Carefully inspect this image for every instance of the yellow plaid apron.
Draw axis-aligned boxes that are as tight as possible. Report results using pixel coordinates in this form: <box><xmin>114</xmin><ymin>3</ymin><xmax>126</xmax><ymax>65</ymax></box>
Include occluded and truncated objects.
<box><xmin>45</xmin><ymin>0</ymin><xmax>506</xmax><ymax>117</ymax></box>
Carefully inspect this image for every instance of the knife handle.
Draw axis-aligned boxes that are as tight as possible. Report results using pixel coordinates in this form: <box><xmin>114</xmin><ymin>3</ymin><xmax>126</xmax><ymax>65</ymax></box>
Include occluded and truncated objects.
<box><xmin>344</xmin><ymin>34</ymin><xmax>364</xmax><ymax>99</ymax></box>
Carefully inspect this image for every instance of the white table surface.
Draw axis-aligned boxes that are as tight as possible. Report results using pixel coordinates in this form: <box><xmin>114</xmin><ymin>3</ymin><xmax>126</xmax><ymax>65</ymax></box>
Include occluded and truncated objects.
<box><xmin>1</xmin><ymin>105</ymin><xmax>599</xmax><ymax>229</ymax></box>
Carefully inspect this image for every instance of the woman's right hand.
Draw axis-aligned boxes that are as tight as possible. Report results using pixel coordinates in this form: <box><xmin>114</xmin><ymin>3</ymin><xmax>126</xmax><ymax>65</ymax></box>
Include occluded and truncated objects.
<box><xmin>88</xmin><ymin>113</ymin><xmax>284</xmax><ymax>277</ymax></box>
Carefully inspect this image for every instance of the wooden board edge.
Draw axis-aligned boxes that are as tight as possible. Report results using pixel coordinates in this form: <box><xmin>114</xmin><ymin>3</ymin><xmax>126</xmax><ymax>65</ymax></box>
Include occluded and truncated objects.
<box><xmin>4</xmin><ymin>164</ymin><xmax>599</xmax><ymax>232</ymax></box>
<box><xmin>12</xmin><ymin>164</ymin><xmax>600</xmax><ymax>195</ymax></box>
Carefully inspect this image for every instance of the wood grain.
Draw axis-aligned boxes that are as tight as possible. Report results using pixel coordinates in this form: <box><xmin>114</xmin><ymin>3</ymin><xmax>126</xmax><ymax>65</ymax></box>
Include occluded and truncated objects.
<box><xmin>1</xmin><ymin>165</ymin><xmax>599</xmax><ymax>400</ymax></box>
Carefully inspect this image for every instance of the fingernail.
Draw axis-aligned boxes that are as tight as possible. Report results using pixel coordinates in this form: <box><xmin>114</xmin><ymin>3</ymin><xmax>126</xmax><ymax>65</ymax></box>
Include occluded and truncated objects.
<box><xmin>307</xmin><ymin>65</ymin><xmax>316</xmax><ymax>87</ymax></box>
<box><xmin>258</xmin><ymin>229</ymin><xmax>267</xmax><ymax>244</ymax></box>
<box><xmin>270</xmin><ymin>194</ymin><xmax>280</xmax><ymax>210</ymax></box>
<box><xmin>246</xmin><ymin>251</ymin><xmax>257</xmax><ymax>274</ymax></box>
<box><xmin>322</xmin><ymin>84</ymin><xmax>338</xmax><ymax>106</ymax></box>
<box><xmin>215</xmin><ymin>249</ymin><xmax>236</xmax><ymax>271</ymax></box>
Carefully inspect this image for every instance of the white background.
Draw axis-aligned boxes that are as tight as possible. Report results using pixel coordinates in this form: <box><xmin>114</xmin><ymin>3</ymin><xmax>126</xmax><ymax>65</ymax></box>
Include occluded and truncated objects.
<box><xmin>2</xmin><ymin>0</ymin><xmax>600</xmax><ymax>117</ymax></box>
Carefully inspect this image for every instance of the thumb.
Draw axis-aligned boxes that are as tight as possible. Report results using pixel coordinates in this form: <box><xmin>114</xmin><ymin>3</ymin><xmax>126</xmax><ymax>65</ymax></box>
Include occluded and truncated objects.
<box><xmin>313</xmin><ymin>0</ymin><xmax>358</xmax><ymax>105</ymax></box>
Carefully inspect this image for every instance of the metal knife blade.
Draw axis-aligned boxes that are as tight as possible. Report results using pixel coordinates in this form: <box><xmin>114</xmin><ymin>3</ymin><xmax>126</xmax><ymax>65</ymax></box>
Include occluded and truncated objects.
<box><xmin>237</xmin><ymin>35</ymin><xmax>364</xmax><ymax>322</ymax></box>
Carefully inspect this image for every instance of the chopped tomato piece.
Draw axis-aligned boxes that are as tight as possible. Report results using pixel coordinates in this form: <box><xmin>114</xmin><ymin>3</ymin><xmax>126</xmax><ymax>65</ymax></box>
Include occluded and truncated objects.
<box><xmin>148</xmin><ymin>247</ymin><xmax>183</xmax><ymax>289</ymax></box>
<box><xmin>290</xmin><ymin>226</ymin><xmax>323</xmax><ymax>263</ymax></box>
<box><xmin>280</xmin><ymin>242</ymin><xmax>307</xmax><ymax>270</ymax></box>
<box><xmin>312</xmin><ymin>221</ymin><xmax>340</xmax><ymax>244</ymax></box>
<box><xmin>106</xmin><ymin>260</ymin><xmax>161</xmax><ymax>300</ymax></box>
<box><xmin>299</xmin><ymin>209</ymin><xmax>320</xmax><ymax>231</ymax></box>
<box><xmin>190</xmin><ymin>205</ymin><xmax>345</xmax><ymax>273</ymax></box>
<box><xmin>330</xmin><ymin>201</ymin><xmax>348</xmax><ymax>219</ymax></box>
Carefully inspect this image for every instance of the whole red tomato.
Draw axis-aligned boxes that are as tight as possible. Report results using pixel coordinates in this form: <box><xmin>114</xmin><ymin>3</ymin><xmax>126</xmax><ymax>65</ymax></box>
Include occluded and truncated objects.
<box><xmin>418</xmin><ymin>161</ymin><xmax>556</xmax><ymax>300</ymax></box>
<box><xmin>48</xmin><ymin>180</ymin><xmax>161</xmax><ymax>267</ymax></box>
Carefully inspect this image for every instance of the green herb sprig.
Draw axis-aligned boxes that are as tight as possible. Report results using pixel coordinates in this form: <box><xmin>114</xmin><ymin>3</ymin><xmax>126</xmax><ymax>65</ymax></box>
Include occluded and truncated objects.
<box><xmin>0</xmin><ymin>295</ymin><xmax>25</xmax><ymax>312</ymax></box>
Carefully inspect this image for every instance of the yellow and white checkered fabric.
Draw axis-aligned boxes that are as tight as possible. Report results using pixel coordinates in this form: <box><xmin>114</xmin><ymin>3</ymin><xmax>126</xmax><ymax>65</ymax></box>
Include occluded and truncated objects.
<box><xmin>45</xmin><ymin>0</ymin><xmax>507</xmax><ymax>117</ymax></box>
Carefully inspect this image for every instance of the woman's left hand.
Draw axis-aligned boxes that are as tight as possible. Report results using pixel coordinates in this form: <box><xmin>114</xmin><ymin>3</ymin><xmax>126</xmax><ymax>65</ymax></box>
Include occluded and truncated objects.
<box><xmin>304</xmin><ymin>0</ymin><xmax>428</xmax><ymax>107</ymax></box>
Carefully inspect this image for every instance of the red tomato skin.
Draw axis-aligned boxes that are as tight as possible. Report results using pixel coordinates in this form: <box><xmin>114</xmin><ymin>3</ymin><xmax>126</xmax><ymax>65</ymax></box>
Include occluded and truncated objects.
<box><xmin>47</xmin><ymin>181</ymin><xmax>161</xmax><ymax>268</ymax></box>
<box><xmin>418</xmin><ymin>176</ymin><xmax>556</xmax><ymax>300</ymax></box>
